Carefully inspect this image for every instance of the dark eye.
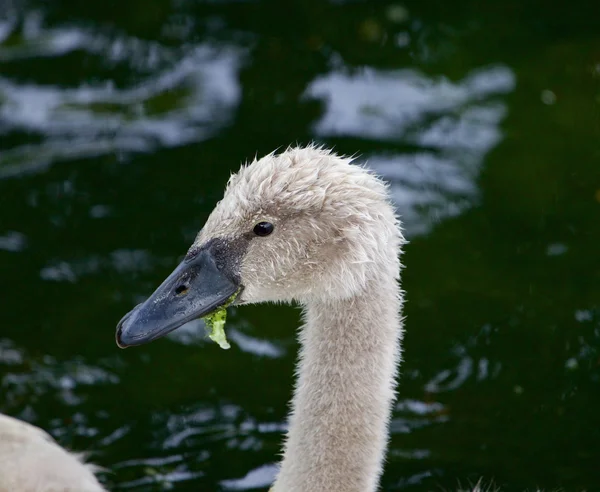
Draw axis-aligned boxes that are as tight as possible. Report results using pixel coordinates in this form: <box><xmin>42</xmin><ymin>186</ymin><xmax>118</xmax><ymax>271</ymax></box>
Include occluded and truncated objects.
<box><xmin>253</xmin><ymin>221</ymin><xmax>274</xmax><ymax>237</ymax></box>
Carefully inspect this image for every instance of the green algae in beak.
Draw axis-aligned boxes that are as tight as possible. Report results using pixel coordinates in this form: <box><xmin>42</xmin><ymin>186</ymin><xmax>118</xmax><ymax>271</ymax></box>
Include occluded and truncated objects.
<box><xmin>204</xmin><ymin>309</ymin><xmax>229</xmax><ymax>349</ymax></box>
<box><xmin>202</xmin><ymin>290</ymin><xmax>239</xmax><ymax>349</ymax></box>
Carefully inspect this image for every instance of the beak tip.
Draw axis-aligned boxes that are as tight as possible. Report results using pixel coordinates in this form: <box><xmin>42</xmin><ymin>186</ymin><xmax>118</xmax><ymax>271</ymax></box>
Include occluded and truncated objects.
<box><xmin>115</xmin><ymin>309</ymin><xmax>137</xmax><ymax>348</ymax></box>
<box><xmin>115</xmin><ymin>332</ymin><xmax>129</xmax><ymax>349</ymax></box>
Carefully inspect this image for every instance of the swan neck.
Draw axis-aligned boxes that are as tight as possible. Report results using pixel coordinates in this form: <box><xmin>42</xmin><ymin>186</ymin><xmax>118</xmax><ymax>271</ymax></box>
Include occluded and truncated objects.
<box><xmin>273</xmin><ymin>273</ymin><xmax>403</xmax><ymax>492</ymax></box>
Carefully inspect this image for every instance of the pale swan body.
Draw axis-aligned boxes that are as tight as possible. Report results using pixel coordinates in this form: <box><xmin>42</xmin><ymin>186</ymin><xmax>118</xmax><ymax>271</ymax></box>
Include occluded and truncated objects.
<box><xmin>0</xmin><ymin>413</ymin><xmax>106</xmax><ymax>492</ymax></box>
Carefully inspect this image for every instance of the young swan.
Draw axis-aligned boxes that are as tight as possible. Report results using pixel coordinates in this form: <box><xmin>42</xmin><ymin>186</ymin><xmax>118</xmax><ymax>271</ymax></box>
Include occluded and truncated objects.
<box><xmin>117</xmin><ymin>146</ymin><xmax>405</xmax><ymax>492</ymax></box>
<box><xmin>0</xmin><ymin>413</ymin><xmax>106</xmax><ymax>492</ymax></box>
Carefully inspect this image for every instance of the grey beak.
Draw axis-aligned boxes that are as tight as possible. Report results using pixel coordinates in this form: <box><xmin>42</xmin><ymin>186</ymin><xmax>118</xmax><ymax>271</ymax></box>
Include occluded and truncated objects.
<box><xmin>116</xmin><ymin>247</ymin><xmax>240</xmax><ymax>348</ymax></box>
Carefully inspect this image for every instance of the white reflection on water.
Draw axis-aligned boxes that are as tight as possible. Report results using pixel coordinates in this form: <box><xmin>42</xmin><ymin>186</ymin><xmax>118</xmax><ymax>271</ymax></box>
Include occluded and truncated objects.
<box><xmin>0</xmin><ymin>338</ymin><xmax>23</xmax><ymax>364</ymax></box>
<box><xmin>390</xmin><ymin>398</ymin><xmax>449</xmax><ymax>435</ymax></box>
<box><xmin>40</xmin><ymin>249</ymin><xmax>165</xmax><ymax>282</ymax></box>
<box><xmin>0</xmin><ymin>230</ymin><xmax>27</xmax><ymax>251</ymax></box>
<box><xmin>165</xmin><ymin>318</ymin><xmax>285</xmax><ymax>358</ymax></box>
<box><xmin>221</xmin><ymin>463</ymin><xmax>279</xmax><ymax>490</ymax></box>
<box><xmin>113</xmin><ymin>460</ymin><xmax>204</xmax><ymax>490</ymax></box>
<box><xmin>305</xmin><ymin>65</ymin><xmax>516</xmax><ymax>236</ymax></box>
<box><xmin>227</xmin><ymin>327</ymin><xmax>285</xmax><ymax>358</ymax></box>
<box><xmin>0</xmin><ymin>13</ymin><xmax>243</xmax><ymax>178</ymax></box>
<box><xmin>0</xmin><ymin>11</ymin><xmax>168</xmax><ymax>66</ymax></box>
<box><xmin>424</xmin><ymin>352</ymin><xmax>503</xmax><ymax>393</ymax></box>
<box><xmin>0</xmin><ymin>337</ymin><xmax>119</xmax><ymax>413</ymax></box>
<box><xmin>156</xmin><ymin>403</ymin><xmax>283</xmax><ymax>490</ymax></box>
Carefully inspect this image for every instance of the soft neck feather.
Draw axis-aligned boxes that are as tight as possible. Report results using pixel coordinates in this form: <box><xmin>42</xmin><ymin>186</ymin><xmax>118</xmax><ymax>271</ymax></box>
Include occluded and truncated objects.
<box><xmin>273</xmin><ymin>266</ymin><xmax>403</xmax><ymax>492</ymax></box>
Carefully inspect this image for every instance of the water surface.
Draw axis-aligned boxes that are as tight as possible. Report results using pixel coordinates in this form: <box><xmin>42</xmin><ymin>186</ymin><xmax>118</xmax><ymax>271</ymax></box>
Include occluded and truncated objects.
<box><xmin>1</xmin><ymin>1</ymin><xmax>599</xmax><ymax>490</ymax></box>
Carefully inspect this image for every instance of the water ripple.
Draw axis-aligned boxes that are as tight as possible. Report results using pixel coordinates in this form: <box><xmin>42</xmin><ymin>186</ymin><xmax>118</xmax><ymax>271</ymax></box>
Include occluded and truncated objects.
<box><xmin>0</xmin><ymin>13</ymin><xmax>244</xmax><ymax>178</ymax></box>
<box><xmin>305</xmin><ymin>64</ymin><xmax>515</xmax><ymax>236</ymax></box>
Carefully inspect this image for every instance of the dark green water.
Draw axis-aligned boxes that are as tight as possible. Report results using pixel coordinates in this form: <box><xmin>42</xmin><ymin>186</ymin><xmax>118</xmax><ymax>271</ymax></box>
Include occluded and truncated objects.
<box><xmin>1</xmin><ymin>0</ymin><xmax>599</xmax><ymax>490</ymax></box>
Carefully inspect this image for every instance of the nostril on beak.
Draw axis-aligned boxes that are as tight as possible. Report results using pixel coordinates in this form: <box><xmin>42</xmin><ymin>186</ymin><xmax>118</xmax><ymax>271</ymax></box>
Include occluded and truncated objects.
<box><xmin>175</xmin><ymin>284</ymin><xmax>189</xmax><ymax>296</ymax></box>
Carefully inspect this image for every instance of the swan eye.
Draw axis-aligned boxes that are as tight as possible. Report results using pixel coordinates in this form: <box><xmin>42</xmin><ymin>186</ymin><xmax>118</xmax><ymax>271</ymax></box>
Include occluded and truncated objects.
<box><xmin>253</xmin><ymin>221</ymin><xmax>274</xmax><ymax>237</ymax></box>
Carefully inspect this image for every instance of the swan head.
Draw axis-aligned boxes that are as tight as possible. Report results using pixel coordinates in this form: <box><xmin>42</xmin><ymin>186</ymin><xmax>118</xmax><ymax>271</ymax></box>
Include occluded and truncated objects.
<box><xmin>116</xmin><ymin>145</ymin><xmax>402</xmax><ymax>347</ymax></box>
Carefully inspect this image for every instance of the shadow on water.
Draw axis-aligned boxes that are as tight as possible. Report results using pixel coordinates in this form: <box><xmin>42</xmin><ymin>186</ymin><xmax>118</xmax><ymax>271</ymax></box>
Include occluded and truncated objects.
<box><xmin>1</xmin><ymin>0</ymin><xmax>599</xmax><ymax>490</ymax></box>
